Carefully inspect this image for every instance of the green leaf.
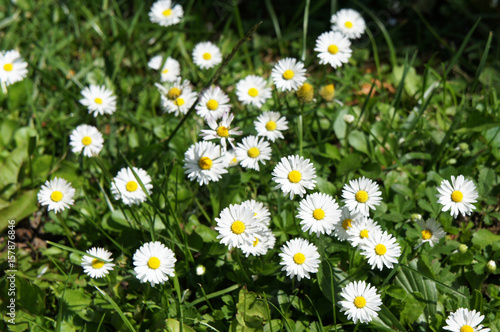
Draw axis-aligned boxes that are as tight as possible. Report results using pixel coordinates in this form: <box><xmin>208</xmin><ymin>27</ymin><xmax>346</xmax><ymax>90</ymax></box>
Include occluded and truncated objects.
<box><xmin>0</xmin><ymin>190</ymin><xmax>38</xmax><ymax>232</ymax></box>
<box><xmin>165</xmin><ymin>319</ymin><xmax>196</xmax><ymax>332</ymax></box>
<box><xmin>236</xmin><ymin>287</ymin><xmax>270</xmax><ymax>329</ymax></box>
<box><xmin>348</xmin><ymin>130</ymin><xmax>370</xmax><ymax>155</ymax></box>
<box><xmin>449</xmin><ymin>251</ymin><xmax>473</xmax><ymax>266</ymax></box>
<box><xmin>472</xmin><ymin>229</ymin><xmax>500</xmax><ymax>249</ymax></box>
<box><xmin>400</xmin><ymin>292</ymin><xmax>426</xmax><ymax>325</ymax></box>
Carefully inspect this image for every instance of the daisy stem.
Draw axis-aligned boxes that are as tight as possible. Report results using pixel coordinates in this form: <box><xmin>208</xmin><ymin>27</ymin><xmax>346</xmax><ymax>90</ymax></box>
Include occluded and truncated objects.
<box><xmin>353</xmin><ymin>322</ymin><xmax>360</xmax><ymax>332</ymax></box>
<box><xmin>56</xmin><ymin>214</ymin><xmax>75</xmax><ymax>248</ymax></box>
<box><xmin>298</xmin><ymin>103</ymin><xmax>304</xmax><ymax>156</ymax></box>
<box><xmin>301</xmin><ymin>0</ymin><xmax>311</xmax><ymax>62</ymax></box>
<box><xmin>235</xmin><ymin>250</ymin><xmax>253</xmax><ymax>286</ymax></box>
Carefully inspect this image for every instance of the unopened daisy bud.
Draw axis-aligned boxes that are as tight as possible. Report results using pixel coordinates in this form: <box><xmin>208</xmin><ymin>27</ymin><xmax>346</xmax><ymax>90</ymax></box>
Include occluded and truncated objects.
<box><xmin>487</xmin><ymin>260</ymin><xmax>496</xmax><ymax>273</ymax></box>
<box><xmin>458</xmin><ymin>244</ymin><xmax>468</xmax><ymax>254</ymax></box>
<box><xmin>410</xmin><ymin>213</ymin><xmax>422</xmax><ymax>222</ymax></box>
<box><xmin>319</xmin><ymin>84</ymin><xmax>335</xmax><ymax>101</ymax></box>
<box><xmin>343</xmin><ymin>114</ymin><xmax>355</xmax><ymax>124</ymax></box>
<box><xmin>296</xmin><ymin>83</ymin><xmax>314</xmax><ymax>102</ymax></box>
<box><xmin>447</xmin><ymin>158</ymin><xmax>457</xmax><ymax>165</ymax></box>
<box><xmin>458</xmin><ymin>142</ymin><xmax>469</xmax><ymax>151</ymax></box>
<box><xmin>196</xmin><ymin>264</ymin><xmax>206</xmax><ymax>275</ymax></box>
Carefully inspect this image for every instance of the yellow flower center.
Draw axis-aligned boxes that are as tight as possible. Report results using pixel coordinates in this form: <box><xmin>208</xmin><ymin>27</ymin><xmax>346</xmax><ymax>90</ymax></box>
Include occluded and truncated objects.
<box><xmin>94</xmin><ymin>97</ymin><xmax>103</xmax><ymax>105</ymax></box>
<box><xmin>421</xmin><ymin>229</ymin><xmax>432</xmax><ymax>240</ymax></box>
<box><xmin>199</xmin><ymin>156</ymin><xmax>212</xmax><ymax>170</ymax></box>
<box><xmin>162</xmin><ymin>8</ymin><xmax>172</xmax><ymax>16</ymax></box>
<box><xmin>313</xmin><ymin>208</ymin><xmax>325</xmax><ymax>220</ymax></box>
<box><xmin>231</xmin><ymin>221</ymin><xmax>245</xmax><ymax>234</ymax></box>
<box><xmin>325</xmin><ymin>84</ymin><xmax>335</xmax><ymax>93</ymax></box>
<box><xmin>147</xmin><ymin>257</ymin><xmax>161</xmax><ymax>269</ymax></box>
<box><xmin>253</xmin><ymin>238</ymin><xmax>259</xmax><ymax>247</ymax></box>
<box><xmin>92</xmin><ymin>259</ymin><xmax>105</xmax><ymax>269</ymax></box>
<box><xmin>328</xmin><ymin>45</ymin><xmax>339</xmax><ymax>54</ymax></box>
<box><xmin>247</xmin><ymin>147</ymin><xmax>260</xmax><ymax>158</ymax></box>
<box><xmin>355</xmin><ymin>190</ymin><xmax>369</xmax><ymax>203</ymax></box>
<box><xmin>126</xmin><ymin>181</ymin><xmax>138</xmax><ymax>192</ymax></box>
<box><xmin>282</xmin><ymin>69</ymin><xmax>294</xmax><ymax>80</ymax></box>
<box><xmin>168</xmin><ymin>87</ymin><xmax>181</xmax><ymax>99</ymax></box>
<box><xmin>375</xmin><ymin>244</ymin><xmax>387</xmax><ymax>255</ymax></box>
<box><xmin>81</xmin><ymin>136</ymin><xmax>92</xmax><ymax>146</ymax></box>
<box><xmin>231</xmin><ymin>157</ymin><xmax>237</xmax><ymax>164</ymax></box>
<box><xmin>360</xmin><ymin>229</ymin><xmax>369</xmax><ymax>238</ymax></box>
<box><xmin>174</xmin><ymin>97</ymin><xmax>185</xmax><ymax>106</ymax></box>
<box><xmin>206</xmin><ymin>99</ymin><xmax>219</xmax><ymax>111</ymax></box>
<box><xmin>216</xmin><ymin>126</ymin><xmax>229</xmax><ymax>137</ymax></box>
<box><xmin>265</xmin><ymin>121</ymin><xmax>277</xmax><ymax>131</ymax></box>
<box><xmin>460</xmin><ymin>326</ymin><xmax>473</xmax><ymax>332</ymax></box>
<box><xmin>353</xmin><ymin>296</ymin><xmax>366</xmax><ymax>308</ymax></box>
<box><xmin>162</xmin><ymin>68</ymin><xmax>169</xmax><ymax>74</ymax></box>
<box><xmin>3</xmin><ymin>63</ymin><xmax>13</xmax><ymax>72</ymax></box>
<box><xmin>288</xmin><ymin>170</ymin><xmax>302</xmax><ymax>183</ymax></box>
<box><xmin>293</xmin><ymin>253</ymin><xmax>306</xmax><ymax>265</ymax></box>
<box><xmin>50</xmin><ymin>191</ymin><xmax>63</xmax><ymax>202</ymax></box>
<box><xmin>203</xmin><ymin>53</ymin><xmax>212</xmax><ymax>60</ymax></box>
<box><xmin>344</xmin><ymin>21</ymin><xmax>353</xmax><ymax>28</ymax></box>
<box><xmin>248</xmin><ymin>88</ymin><xmax>258</xmax><ymax>97</ymax></box>
<box><xmin>451</xmin><ymin>190</ymin><xmax>463</xmax><ymax>202</ymax></box>
<box><xmin>342</xmin><ymin>218</ymin><xmax>352</xmax><ymax>230</ymax></box>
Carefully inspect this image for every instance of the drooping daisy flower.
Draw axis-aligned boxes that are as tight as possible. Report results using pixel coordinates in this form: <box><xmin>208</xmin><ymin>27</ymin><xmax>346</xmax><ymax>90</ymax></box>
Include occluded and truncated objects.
<box><xmin>149</xmin><ymin>0</ymin><xmax>183</xmax><ymax>27</ymax></box>
<box><xmin>314</xmin><ymin>31</ymin><xmax>352</xmax><ymax>68</ymax></box>
<box><xmin>272</xmin><ymin>155</ymin><xmax>317</xmax><ymax>199</ymax></box>
<box><xmin>159</xmin><ymin>57</ymin><xmax>181</xmax><ymax>82</ymax></box>
<box><xmin>0</xmin><ymin>50</ymin><xmax>28</xmax><ymax>86</ymax></box>
<box><xmin>80</xmin><ymin>85</ymin><xmax>117</xmax><ymax>117</ymax></box>
<box><xmin>183</xmin><ymin>141</ymin><xmax>228</xmax><ymax>185</ymax></box>
<box><xmin>255</xmin><ymin>111</ymin><xmax>288</xmax><ymax>142</ymax></box>
<box><xmin>111</xmin><ymin>167</ymin><xmax>153</xmax><ymax>206</ymax></box>
<box><xmin>342</xmin><ymin>177</ymin><xmax>382</xmax><ymax>216</ymax></box>
<box><xmin>234</xmin><ymin>135</ymin><xmax>272</xmax><ymax>171</ymax></box>
<box><xmin>334</xmin><ymin>206</ymin><xmax>363</xmax><ymax>242</ymax></box>
<box><xmin>192</xmin><ymin>41</ymin><xmax>222</xmax><ymax>70</ymax></box>
<box><xmin>37</xmin><ymin>177</ymin><xmax>76</xmax><ymax>214</ymax></box>
<box><xmin>225</xmin><ymin>149</ymin><xmax>239</xmax><ymax>167</ymax></box>
<box><xmin>443</xmin><ymin>308</ymin><xmax>490</xmax><ymax>332</ymax></box>
<box><xmin>279</xmin><ymin>238</ymin><xmax>320</xmax><ymax>281</ymax></box>
<box><xmin>81</xmin><ymin>247</ymin><xmax>115</xmax><ymax>279</ymax></box>
<box><xmin>346</xmin><ymin>217</ymin><xmax>382</xmax><ymax>247</ymax></box>
<box><xmin>240</xmin><ymin>227</ymin><xmax>276</xmax><ymax>257</ymax></box>
<box><xmin>339</xmin><ymin>280</ymin><xmax>382</xmax><ymax>324</ymax></box>
<box><xmin>241</xmin><ymin>199</ymin><xmax>271</xmax><ymax>227</ymax></box>
<box><xmin>414</xmin><ymin>218</ymin><xmax>446</xmax><ymax>249</ymax></box>
<box><xmin>196</xmin><ymin>86</ymin><xmax>231</xmax><ymax>121</ymax></box>
<box><xmin>200</xmin><ymin>111</ymin><xmax>242</xmax><ymax>151</ymax></box>
<box><xmin>271</xmin><ymin>58</ymin><xmax>307</xmax><ymax>92</ymax></box>
<box><xmin>360</xmin><ymin>230</ymin><xmax>401</xmax><ymax>270</ymax></box>
<box><xmin>436</xmin><ymin>175</ymin><xmax>478</xmax><ymax>218</ymax></box>
<box><xmin>235</xmin><ymin>75</ymin><xmax>272</xmax><ymax>108</ymax></box>
<box><xmin>297</xmin><ymin>193</ymin><xmax>341</xmax><ymax>237</ymax></box>
<box><xmin>215</xmin><ymin>204</ymin><xmax>260</xmax><ymax>250</ymax></box>
<box><xmin>331</xmin><ymin>8</ymin><xmax>366</xmax><ymax>39</ymax></box>
<box><xmin>69</xmin><ymin>124</ymin><xmax>104</xmax><ymax>157</ymax></box>
<box><xmin>133</xmin><ymin>241</ymin><xmax>176</xmax><ymax>287</ymax></box>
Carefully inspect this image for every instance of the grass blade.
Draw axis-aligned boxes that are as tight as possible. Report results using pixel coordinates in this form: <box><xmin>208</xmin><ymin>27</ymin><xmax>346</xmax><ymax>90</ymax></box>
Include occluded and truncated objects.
<box><xmin>94</xmin><ymin>284</ymin><xmax>137</xmax><ymax>332</ymax></box>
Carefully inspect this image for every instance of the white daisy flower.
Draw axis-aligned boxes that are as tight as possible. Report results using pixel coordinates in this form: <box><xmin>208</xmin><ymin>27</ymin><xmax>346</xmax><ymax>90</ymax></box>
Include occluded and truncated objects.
<box><xmin>342</xmin><ymin>176</ymin><xmax>382</xmax><ymax>216</ymax></box>
<box><xmin>192</xmin><ymin>41</ymin><xmax>222</xmax><ymax>70</ymax></box>
<box><xmin>148</xmin><ymin>55</ymin><xmax>163</xmax><ymax>70</ymax></box>
<box><xmin>196</xmin><ymin>86</ymin><xmax>231</xmax><ymax>121</ymax></box>
<box><xmin>110</xmin><ymin>167</ymin><xmax>153</xmax><ymax>206</ymax></box>
<box><xmin>339</xmin><ymin>280</ymin><xmax>382</xmax><ymax>324</ymax></box>
<box><xmin>69</xmin><ymin>124</ymin><xmax>104</xmax><ymax>157</ymax></box>
<box><xmin>133</xmin><ymin>241</ymin><xmax>176</xmax><ymax>287</ymax></box>
<box><xmin>200</xmin><ymin>111</ymin><xmax>242</xmax><ymax>151</ymax></box>
<box><xmin>183</xmin><ymin>141</ymin><xmax>228</xmax><ymax>185</ymax></box>
<box><xmin>360</xmin><ymin>230</ymin><xmax>401</xmax><ymax>270</ymax></box>
<box><xmin>224</xmin><ymin>149</ymin><xmax>238</xmax><ymax>167</ymax></box>
<box><xmin>234</xmin><ymin>135</ymin><xmax>272</xmax><ymax>171</ymax></box>
<box><xmin>436</xmin><ymin>175</ymin><xmax>478</xmax><ymax>218</ymax></box>
<box><xmin>235</xmin><ymin>75</ymin><xmax>272</xmax><ymax>108</ymax></box>
<box><xmin>271</xmin><ymin>58</ymin><xmax>307</xmax><ymax>92</ymax></box>
<box><xmin>297</xmin><ymin>193</ymin><xmax>341</xmax><ymax>237</ymax></box>
<box><xmin>414</xmin><ymin>218</ymin><xmax>446</xmax><ymax>249</ymax></box>
<box><xmin>334</xmin><ymin>206</ymin><xmax>363</xmax><ymax>241</ymax></box>
<box><xmin>240</xmin><ymin>227</ymin><xmax>276</xmax><ymax>257</ymax></box>
<box><xmin>159</xmin><ymin>84</ymin><xmax>197</xmax><ymax>116</ymax></box>
<box><xmin>215</xmin><ymin>204</ymin><xmax>260</xmax><ymax>250</ymax></box>
<box><xmin>149</xmin><ymin>0</ymin><xmax>183</xmax><ymax>27</ymax></box>
<box><xmin>255</xmin><ymin>111</ymin><xmax>288</xmax><ymax>142</ymax></box>
<box><xmin>81</xmin><ymin>247</ymin><xmax>115</xmax><ymax>279</ymax></box>
<box><xmin>159</xmin><ymin>57</ymin><xmax>181</xmax><ymax>82</ymax></box>
<box><xmin>279</xmin><ymin>238</ymin><xmax>320</xmax><ymax>281</ymax></box>
<box><xmin>443</xmin><ymin>308</ymin><xmax>490</xmax><ymax>332</ymax></box>
<box><xmin>79</xmin><ymin>85</ymin><xmax>117</xmax><ymax>117</ymax></box>
<box><xmin>272</xmin><ymin>155</ymin><xmax>317</xmax><ymax>199</ymax></box>
<box><xmin>0</xmin><ymin>50</ymin><xmax>28</xmax><ymax>86</ymax></box>
<box><xmin>331</xmin><ymin>8</ymin><xmax>366</xmax><ymax>39</ymax></box>
<box><xmin>241</xmin><ymin>199</ymin><xmax>271</xmax><ymax>227</ymax></box>
<box><xmin>37</xmin><ymin>177</ymin><xmax>76</xmax><ymax>214</ymax></box>
<box><xmin>314</xmin><ymin>31</ymin><xmax>352</xmax><ymax>68</ymax></box>
<box><xmin>346</xmin><ymin>217</ymin><xmax>382</xmax><ymax>247</ymax></box>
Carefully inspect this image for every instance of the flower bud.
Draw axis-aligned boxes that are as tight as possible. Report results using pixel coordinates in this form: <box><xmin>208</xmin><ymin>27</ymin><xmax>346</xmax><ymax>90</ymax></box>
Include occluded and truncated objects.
<box><xmin>343</xmin><ymin>114</ymin><xmax>355</xmax><ymax>124</ymax></box>
<box><xmin>458</xmin><ymin>244</ymin><xmax>468</xmax><ymax>254</ymax></box>
<box><xmin>410</xmin><ymin>213</ymin><xmax>422</xmax><ymax>222</ymax></box>
<box><xmin>196</xmin><ymin>264</ymin><xmax>206</xmax><ymax>276</ymax></box>
<box><xmin>296</xmin><ymin>83</ymin><xmax>314</xmax><ymax>102</ymax></box>
<box><xmin>487</xmin><ymin>260</ymin><xmax>496</xmax><ymax>273</ymax></box>
<box><xmin>319</xmin><ymin>84</ymin><xmax>335</xmax><ymax>101</ymax></box>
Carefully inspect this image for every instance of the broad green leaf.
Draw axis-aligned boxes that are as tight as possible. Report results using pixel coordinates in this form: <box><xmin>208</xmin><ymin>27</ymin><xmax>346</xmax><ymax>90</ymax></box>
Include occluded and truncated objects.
<box><xmin>236</xmin><ymin>288</ymin><xmax>270</xmax><ymax>329</ymax></box>
<box><xmin>0</xmin><ymin>190</ymin><xmax>38</xmax><ymax>232</ymax></box>
<box><xmin>472</xmin><ymin>229</ymin><xmax>500</xmax><ymax>249</ymax></box>
<box><xmin>348</xmin><ymin>130</ymin><xmax>370</xmax><ymax>155</ymax></box>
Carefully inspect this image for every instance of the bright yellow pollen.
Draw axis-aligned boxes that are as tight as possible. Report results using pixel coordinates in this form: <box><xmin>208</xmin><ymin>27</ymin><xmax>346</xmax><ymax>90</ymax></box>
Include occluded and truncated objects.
<box><xmin>162</xmin><ymin>8</ymin><xmax>172</xmax><ymax>16</ymax></box>
<box><xmin>375</xmin><ymin>244</ymin><xmax>387</xmax><ymax>255</ymax></box>
<box><xmin>3</xmin><ymin>63</ymin><xmax>13</xmax><ymax>72</ymax></box>
<box><xmin>50</xmin><ymin>191</ymin><xmax>63</xmax><ymax>202</ymax></box>
<box><xmin>342</xmin><ymin>218</ymin><xmax>352</xmax><ymax>230</ymax></box>
<box><xmin>162</xmin><ymin>68</ymin><xmax>169</xmax><ymax>74</ymax></box>
<box><xmin>203</xmin><ymin>53</ymin><xmax>212</xmax><ymax>60</ymax></box>
<box><xmin>288</xmin><ymin>170</ymin><xmax>302</xmax><ymax>183</ymax></box>
<box><xmin>265</xmin><ymin>121</ymin><xmax>277</xmax><ymax>131</ymax></box>
<box><xmin>344</xmin><ymin>21</ymin><xmax>353</xmax><ymax>28</ymax></box>
<box><xmin>92</xmin><ymin>259</ymin><xmax>105</xmax><ymax>269</ymax></box>
<box><xmin>293</xmin><ymin>253</ymin><xmax>306</xmax><ymax>265</ymax></box>
<box><xmin>313</xmin><ymin>208</ymin><xmax>325</xmax><ymax>220</ymax></box>
<box><xmin>253</xmin><ymin>238</ymin><xmax>259</xmax><ymax>247</ymax></box>
<box><xmin>94</xmin><ymin>97</ymin><xmax>103</xmax><ymax>105</ymax></box>
<box><xmin>231</xmin><ymin>221</ymin><xmax>245</xmax><ymax>234</ymax></box>
<box><xmin>451</xmin><ymin>190</ymin><xmax>463</xmax><ymax>202</ymax></box>
<box><xmin>199</xmin><ymin>156</ymin><xmax>212</xmax><ymax>170</ymax></box>
<box><xmin>421</xmin><ymin>229</ymin><xmax>432</xmax><ymax>240</ymax></box>
<box><xmin>460</xmin><ymin>326</ymin><xmax>473</xmax><ymax>332</ymax></box>
<box><xmin>328</xmin><ymin>45</ymin><xmax>339</xmax><ymax>54</ymax></box>
<box><xmin>282</xmin><ymin>69</ymin><xmax>294</xmax><ymax>80</ymax></box>
<box><xmin>174</xmin><ymin>98</ymin><xmax>185</xmax><ymax>106</ymax></box>
<box><xmin>247</xmin><ymin>147</ymin><xmax>260</xmax><ymax>158</ymax></box>
<box><xmin>126</xmin><ymin>181</ymin><xmax>138</xmax><ymax>192</ymax></box>
<box><xmin>248</xmin><ymin>88</ymin><xmax>258</xmax><ymax>97</ymax></box>
<box><xmin>360</xmin><ymin>229</ymin><xmax>369</xmax><ymax>238</ymax></box>
<box><xmin>216</xmin><ymin>126</ymin><xmax>229</xmax><ymax>137</ymax></box>
<box><xmin>81</xmin><ymin>136</ymin><xmax>92</xmax><ymax>146</ymax></box>
<box><xmin>231</xmin><ymin>157</ymin><xmax>237</xmax><ymax>164</ymax></box>
<box><xmin>353</xmin><ymin>296</ymin><xmax>366</xmax><ymax>308</ymax></box>
<box><xmin>206</xmin><ymin>99</ymin><xmax>219</xmax><ymax>111</ymax></box>
<box><xmin>147</xmin><ymin>257</ymin><xmax>161</xmax><ymax>269</ymax></box>
<box><xmin>168</xmin><ymin>87</ymin><xmax>181</xmax><ymax>99</ymax></box>
<box><xmin>355</xmin><ymin>190</ymin><xmax>369</xmax><ymax>203</ymax></box>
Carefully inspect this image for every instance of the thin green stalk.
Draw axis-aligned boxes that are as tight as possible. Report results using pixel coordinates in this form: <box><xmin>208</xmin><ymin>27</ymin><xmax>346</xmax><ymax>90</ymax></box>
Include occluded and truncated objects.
<box><xmin>264</xmin><ymin>0</ymin><xmax>284</xmax><ymax>54</ymax></box>
<box><xmin>232</xmin><ymin>0</ymin><xmax>252</xmax><ymax>71</ymax></box>
<box><xmin>301</xmin><ymin>0</ymin><xmax>311</xmax><ymax>62</ymax></box>
<box><xmin>186</xmin><ymin>284</ymin><xmax>241</xmax><ymax>307</ymax></box>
